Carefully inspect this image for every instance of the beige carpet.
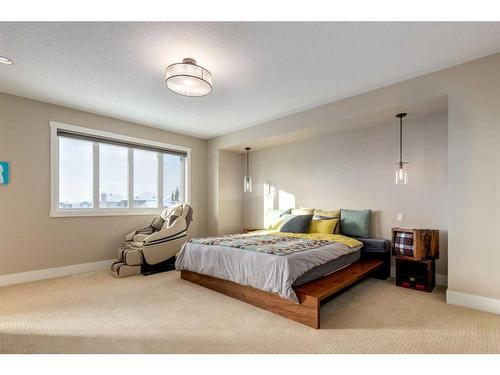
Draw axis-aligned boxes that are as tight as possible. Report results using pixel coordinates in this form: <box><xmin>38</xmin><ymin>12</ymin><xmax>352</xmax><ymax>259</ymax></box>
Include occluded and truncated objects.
<box><xmin>0</xmin><ymin>270</ymin><xmax>499</xmax><ymax>354</ymax></box>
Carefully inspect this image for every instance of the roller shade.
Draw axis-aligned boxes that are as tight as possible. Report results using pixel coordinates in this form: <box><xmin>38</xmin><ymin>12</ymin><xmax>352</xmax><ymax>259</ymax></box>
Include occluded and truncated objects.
<box><xmin>57</xmin><ymin>129</ymin><xmax>188</xmax><ymax>157</ymax></box>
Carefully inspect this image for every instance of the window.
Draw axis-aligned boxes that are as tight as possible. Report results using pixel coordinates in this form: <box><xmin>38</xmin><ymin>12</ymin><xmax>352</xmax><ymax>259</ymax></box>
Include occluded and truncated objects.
<box><xmin>99</xmin><ymin>144</ymin><xmax>128</xmax><ymax>208</ymax></box>
<box><xmin>58</xmin><ymin>137</ymin><xmax>94</xmax><ymax>208</ymax></box>
<box><xmin>163</xmin><ymin>153</ymin><xmax>185</xmax><ymax>206</ymax></box>
<box><xmin>50</xmin><ymin>121</ymin><xmax>190</xmax><ymax>217</ymax></box>
<box><xmin>133</xmin><ymin>149</ymin><xmax>158</xmax><ymax>208</ymax></box>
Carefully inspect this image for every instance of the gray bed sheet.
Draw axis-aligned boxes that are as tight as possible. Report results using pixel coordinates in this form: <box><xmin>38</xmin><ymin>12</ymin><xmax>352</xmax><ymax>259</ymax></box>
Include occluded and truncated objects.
<box><xmin>175</xmin><ymin>239</ymin><xmax>362</xmax><ymax>302</ymax></box>
<box><xmin>292</xmin><ymin>249</ymin><xmax>360</xmax><ymax>286</ymax></box>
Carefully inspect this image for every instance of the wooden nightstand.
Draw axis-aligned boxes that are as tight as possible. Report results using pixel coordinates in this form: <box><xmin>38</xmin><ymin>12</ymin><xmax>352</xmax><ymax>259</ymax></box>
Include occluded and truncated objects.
<box><xmin>242</xmin><ymin>227</ymin><xmax>264</xmax><ymax>234</ymax></box>
<box><xmin>391</xmin><ymin>228</ymin><xmax>439</xmax><ymax>260</ymax></box>
<box><xmin>392</xmin><ymin>227</ymin><xmax>439</xmax><ymax>292</ymax></box>
<box><xmin>395</xmin><ymin>258</ymin><xmax>435</xmax><ymax>292</ymax></box>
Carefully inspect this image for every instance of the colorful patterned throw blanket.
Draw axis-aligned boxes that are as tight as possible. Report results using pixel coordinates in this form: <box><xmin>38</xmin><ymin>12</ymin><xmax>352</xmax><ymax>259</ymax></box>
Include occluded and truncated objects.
<box><xmin>189</xmin><ymin>234</ymin><xmax>332</xmax><ymax>256</ymax></box>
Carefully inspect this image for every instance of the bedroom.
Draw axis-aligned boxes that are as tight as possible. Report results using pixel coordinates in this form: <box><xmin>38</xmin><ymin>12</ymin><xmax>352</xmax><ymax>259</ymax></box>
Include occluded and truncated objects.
<box><xmin>1</xmin><ymin>1</ymin><xmax>500</xmax><ymax>373</ymax></box>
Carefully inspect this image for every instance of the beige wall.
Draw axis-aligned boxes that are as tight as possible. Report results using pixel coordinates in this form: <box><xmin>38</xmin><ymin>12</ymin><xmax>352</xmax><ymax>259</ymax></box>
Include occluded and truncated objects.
<box><xmin>0</xmin><ymin>93</ymin><xmax>207</xmax><ymax>276</ymax></box>
<box><xmin>240</xmin><ymin>113</ymin><xmax>448</xmax><ymax>275</ymax></box>
<box><xmin>208</xmin><ymin>52</ymin><xmax>500</xmax><ymax>303</ymax></box>
<box><xmin>218</xmin><ymin>150</ymin><xmax>243</xmax><ymax>234</ymax></box>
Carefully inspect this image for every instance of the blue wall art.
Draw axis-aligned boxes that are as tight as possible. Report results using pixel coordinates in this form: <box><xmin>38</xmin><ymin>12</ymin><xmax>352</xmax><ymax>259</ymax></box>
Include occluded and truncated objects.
<box><xmin>0</xmin><ymin>161</ymin><xmax>10</xmax><ymax>184</ymax></box>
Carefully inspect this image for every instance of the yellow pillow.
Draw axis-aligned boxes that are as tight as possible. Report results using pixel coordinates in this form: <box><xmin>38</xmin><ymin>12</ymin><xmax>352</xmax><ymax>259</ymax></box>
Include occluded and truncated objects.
<box><xmin>313</xmin><ymin>209</ymin><xmax>340</xmax><ymax>218</ymax></box>
<box><xmin>313</xmin><ymin>209</ymin><xmax>340</xmax><ymax>233</ymax></box>
<box><xmin>309</xmin><ymin>218</ymin><xmax>339</xmax><ymax>234</ymax></box>
<box><xmin>292</xmin><ymin>208</ymin><xmax>314</xmax><ymax>215</ymax></box>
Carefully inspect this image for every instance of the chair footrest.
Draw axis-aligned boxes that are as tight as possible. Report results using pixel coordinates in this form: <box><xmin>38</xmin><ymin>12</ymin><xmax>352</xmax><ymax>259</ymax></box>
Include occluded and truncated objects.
<box><xmin>110</xmin><ymin>262</ymin><xmax>141</xmax><ymax>278</ymax></box>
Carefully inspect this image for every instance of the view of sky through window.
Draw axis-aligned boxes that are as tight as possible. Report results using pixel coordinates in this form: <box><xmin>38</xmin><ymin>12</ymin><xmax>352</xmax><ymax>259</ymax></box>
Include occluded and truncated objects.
<box><xmin>99</xmin><ymin>144</ymin><xmax>128</xmax><ymax>208</ymax></box>
<box><xmin>58</xmin><ymin>136</ymin><xmax>185</xmax><ymax>210</ymax></box>
<box><xmin>58</xmin><ymin>137</ymin><xmax>93</xmax><ymax>208</ymax></box>
<box><xmin>133</xmin><ymin>149</ymin><xmax>158</xmax><ymax>208</ymax></box>
<box><xmin>163</xmin><ymin>154</ymin><xmax>184</xmax><ymax>206</ymax></box>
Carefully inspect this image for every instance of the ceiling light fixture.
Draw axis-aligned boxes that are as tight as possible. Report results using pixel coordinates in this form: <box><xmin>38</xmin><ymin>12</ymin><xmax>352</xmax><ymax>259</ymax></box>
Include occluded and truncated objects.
<box><xmin>0</xmin><ymin>56</ymin><xmax>13</xmax><ymax>65</ymax></box>
<box><xmin>395</xmin><ymin>112</ymin><xmax>409</xmax><ymax>185</ymax></box>
<box><xmin>243</xmin><ymin>147</ymin><xmax>252</xmax><ymax>193</ymax></box>
<box><xmin>165</xmin><ymin>58</ymin><xmax>213</xmax><ymax>97</ymax></box>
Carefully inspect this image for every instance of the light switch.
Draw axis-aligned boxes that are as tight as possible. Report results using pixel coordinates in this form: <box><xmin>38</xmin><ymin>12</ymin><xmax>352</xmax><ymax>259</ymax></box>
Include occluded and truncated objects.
<box><xmin>397</xmin><ymin>213</ymin><xmax>404</xmax><ymax>223</ymax></box>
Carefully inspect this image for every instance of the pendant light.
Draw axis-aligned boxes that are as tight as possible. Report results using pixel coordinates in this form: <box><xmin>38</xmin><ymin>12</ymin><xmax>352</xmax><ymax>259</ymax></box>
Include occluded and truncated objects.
<box><xmin>395</xmin><ymin>112</ymin><xmax>408</xmax><ymax>184</ymax></box>
<box><xmin>0</xmin><ymin>56</ymin><xmax>14</xmax><ymax>65</ymax></box>
<box><xmin>165</xmin><ymin>58</ymin><xmax>213</xmax><ymax>97</ymax></box>
<box><xmin>243</xmin><ymin>147</ymin><xmax>252</xmax><ymax>193</ymax></box>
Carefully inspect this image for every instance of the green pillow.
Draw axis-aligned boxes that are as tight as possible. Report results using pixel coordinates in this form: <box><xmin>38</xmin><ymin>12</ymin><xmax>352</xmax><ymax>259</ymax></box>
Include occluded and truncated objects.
<box><xmin>340</xmin><ymin>209</ymin><xmax>372</xmax><ymax>238</ymax></box>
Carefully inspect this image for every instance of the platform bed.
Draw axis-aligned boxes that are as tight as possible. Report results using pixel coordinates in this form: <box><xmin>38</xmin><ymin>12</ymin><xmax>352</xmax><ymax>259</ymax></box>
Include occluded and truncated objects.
<box><xmin>181</xmin><ymin>247</ymin><xmax>389</xmax><ymax>329</ymax></box>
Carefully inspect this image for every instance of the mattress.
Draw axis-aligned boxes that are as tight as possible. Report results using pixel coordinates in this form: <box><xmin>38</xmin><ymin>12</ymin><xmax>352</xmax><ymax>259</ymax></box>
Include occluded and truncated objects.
<box><xmin>293</xmin><ymin>249</ymin><xmax>361</xmax><ymax>286</ymax></box>
<box><xmin>176</xmin><ymin>233</ymin><xmax>362</xmax><ymax>302</ymax></box>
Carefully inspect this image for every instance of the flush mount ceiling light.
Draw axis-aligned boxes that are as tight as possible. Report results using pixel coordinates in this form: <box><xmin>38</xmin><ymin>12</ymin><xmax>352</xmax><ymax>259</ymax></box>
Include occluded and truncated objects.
<box><xmin>0</xmin><ymin>56</ymin><xmax>13</xmax><ymax>65</ymax></box>
<box><xmin>165</xmin><ymin>58</ymin><xmax>213</xmax><ymax>97</ymax></box>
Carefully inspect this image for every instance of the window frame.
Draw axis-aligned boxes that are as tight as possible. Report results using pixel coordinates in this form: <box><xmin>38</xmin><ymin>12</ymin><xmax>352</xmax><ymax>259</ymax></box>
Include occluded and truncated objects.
<box><xmin>50</xmin><ymin>121</ymin><xmax>191</xmax><ymax>218</ymax></box>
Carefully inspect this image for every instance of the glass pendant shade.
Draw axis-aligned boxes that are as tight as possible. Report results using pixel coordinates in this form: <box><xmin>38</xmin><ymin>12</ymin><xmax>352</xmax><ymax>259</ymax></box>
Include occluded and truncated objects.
<box><xmin>243</xmin><ymin>147</ymin><xmax>252</xmax><ymax>193</ymax></box>
<box><xmin>165</xmin><ymin>58</ymin><xmax>213</xmax><ymax>97</ymax></box>
<box><xmin>243</xmin><ymin>176</ymin><xmax>253</xmax><ymax>193</ymax></box>
<box><xmin>395</xmin><ymin>165</ymin><xmax>408</xmax><ymax>185</ymax></box>
<box><xmin>395</xmin><ymin>113</ymin><xmax>409</xmax><ymax>185</ymax></box>
<box><xmin>265</xmin><ymin>183</ymin><xmax>275</xmax><ymax>198</ymax></box>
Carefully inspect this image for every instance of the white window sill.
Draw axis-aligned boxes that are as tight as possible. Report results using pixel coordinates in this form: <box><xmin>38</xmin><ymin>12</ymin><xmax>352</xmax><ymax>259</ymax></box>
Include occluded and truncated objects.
<box><xmin>50</xmin><ymin>209</ymin><xmax>163</xmax><ymax>218</ymax></box>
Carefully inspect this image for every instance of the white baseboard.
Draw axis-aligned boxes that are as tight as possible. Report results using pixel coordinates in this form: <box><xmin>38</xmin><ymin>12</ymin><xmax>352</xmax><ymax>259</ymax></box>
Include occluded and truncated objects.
<box><xmin>390</xmin><ymin>266</ymin><xmax>447</xmax><ymax>286</ymax></box>
<box><xmin>0</xmin><ymin>259</ymin><xmax>115</xmax><ymax>287</ymax></box>
<box><xmin>447</xmin><ymin>290</ymin><xmax>500</xmax><ymax>315</ymax></box>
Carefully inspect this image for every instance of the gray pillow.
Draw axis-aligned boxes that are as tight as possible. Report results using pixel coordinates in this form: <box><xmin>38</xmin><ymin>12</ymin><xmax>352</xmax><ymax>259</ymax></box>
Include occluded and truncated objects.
<box><xmin>340</xmin><ymin>209</ymin><xmax>371</xmax><ymax>238</ymax></box>
<box><xmin>280</xmin><ymin>214</ymin><xmax>313</xmax><ymax>233</ymax></box>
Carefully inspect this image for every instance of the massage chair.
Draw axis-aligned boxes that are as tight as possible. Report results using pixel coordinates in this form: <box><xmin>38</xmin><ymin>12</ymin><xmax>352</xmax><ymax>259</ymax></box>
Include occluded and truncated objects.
<box><xmin>111</xmin><ymin>203</ymin><xmax>193</xmax><ymax>278</ymax></box>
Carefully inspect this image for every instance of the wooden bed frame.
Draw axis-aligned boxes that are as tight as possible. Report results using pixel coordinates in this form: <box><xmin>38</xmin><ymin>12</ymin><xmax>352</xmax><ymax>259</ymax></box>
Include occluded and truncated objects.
<box><xmin>181</xmin><ymin>258</ymin><xmax>385</xmax><ymax>329</ymax></box>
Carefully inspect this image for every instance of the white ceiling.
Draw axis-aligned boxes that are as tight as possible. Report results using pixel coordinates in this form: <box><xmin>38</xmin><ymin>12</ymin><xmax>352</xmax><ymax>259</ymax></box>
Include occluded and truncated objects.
<box><xmin>1</xmin><ymin>22</ymin><xmax>500</xmax><ymax>139</ymax></box>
